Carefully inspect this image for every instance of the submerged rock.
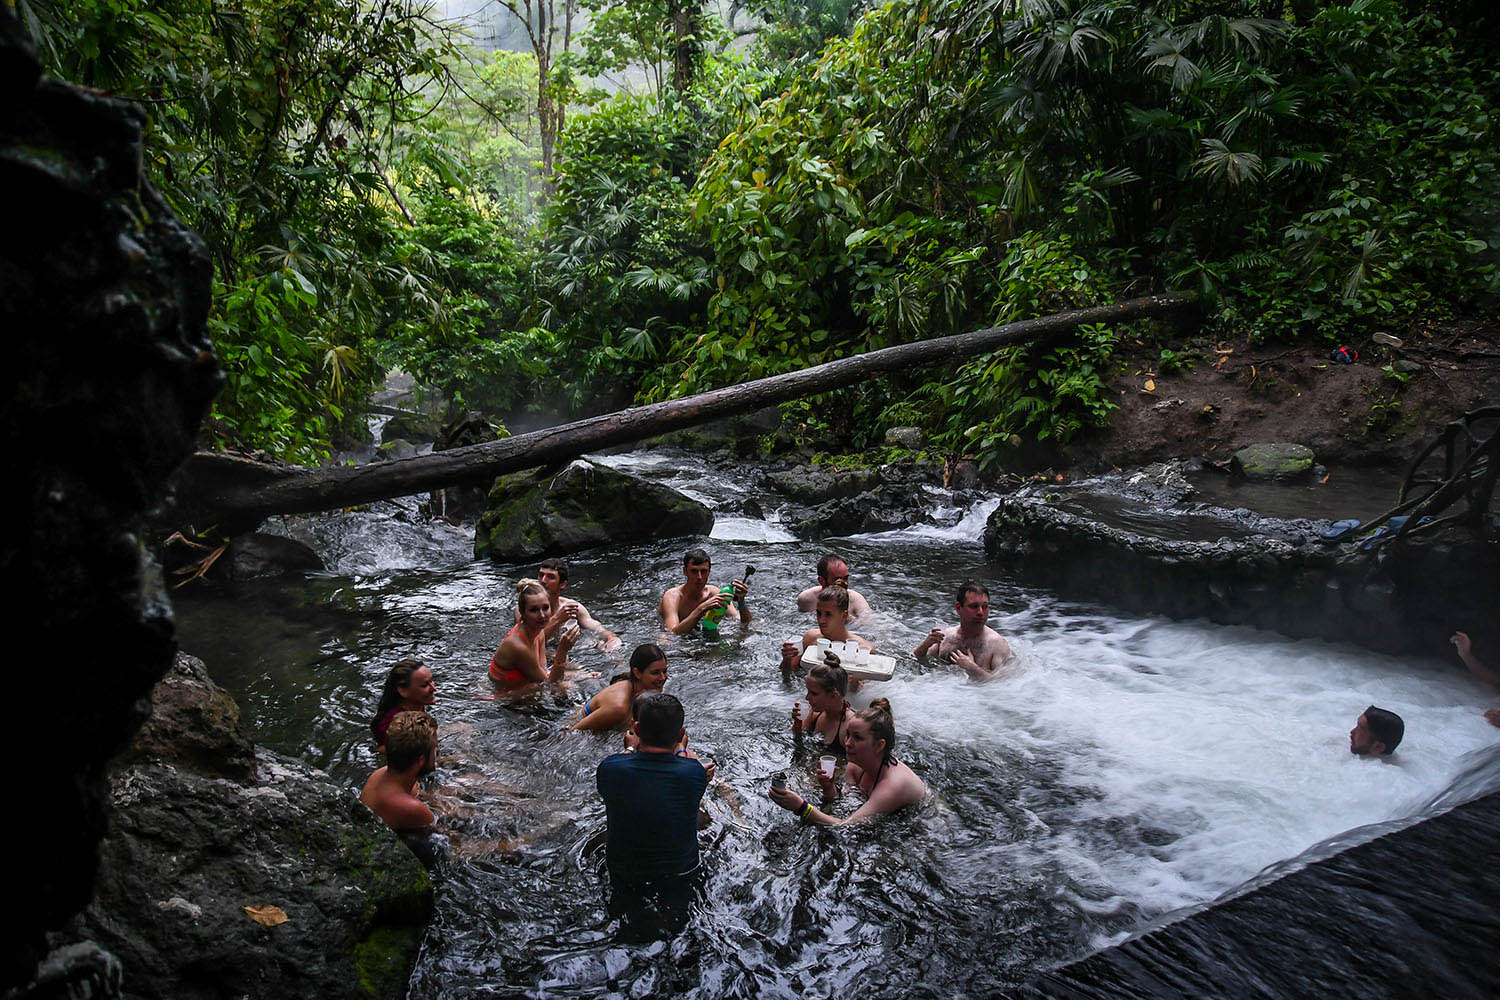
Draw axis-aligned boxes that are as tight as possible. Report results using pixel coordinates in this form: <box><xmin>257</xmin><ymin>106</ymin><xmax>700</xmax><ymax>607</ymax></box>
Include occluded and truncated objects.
<box><xmin>1231</xmin><ymin>442</ymin><xmax>1315</xmax><ymax>480</ymax></box>
<box><xmin>68</xmin><ymin>654</ymin><xmax>433</xmax><ymax>1000</ymax></box>
<box><xmin>475</xmin><ymin>459</ymin><xmax>713</xmax><ymax>561</ymax></box>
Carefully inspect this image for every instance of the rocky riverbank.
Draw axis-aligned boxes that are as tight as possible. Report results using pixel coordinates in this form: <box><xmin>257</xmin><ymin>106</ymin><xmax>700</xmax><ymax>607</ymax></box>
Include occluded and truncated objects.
<box><xmin>55</xmin><ymin>655</ymin><xmax>432</xmax><ymax>1000</ymax></box>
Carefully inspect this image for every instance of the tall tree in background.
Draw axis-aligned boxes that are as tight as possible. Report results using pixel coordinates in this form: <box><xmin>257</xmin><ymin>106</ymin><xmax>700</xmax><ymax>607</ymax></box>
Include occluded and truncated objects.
<box><xmin>494</xmin><ymin>0</ymin><xmax>577</xmax><ymax>180</ymax></box>
<box><xmin>574</xmin><ymin>0</ymin><xmax>712</xmax><ymax>98</ymax></box>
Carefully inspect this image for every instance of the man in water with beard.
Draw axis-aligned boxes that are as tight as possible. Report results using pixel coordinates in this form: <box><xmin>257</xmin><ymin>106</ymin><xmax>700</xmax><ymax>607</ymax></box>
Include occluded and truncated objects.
<box><xmin>1349</xmin><ymin>706</ymin><xmax>1404</xmax><ymax>757</ymax></box>
<box><xmin>912</xmin><ymin>581</ymin><xmax>1014</xmax><ymax>681</ymax></box>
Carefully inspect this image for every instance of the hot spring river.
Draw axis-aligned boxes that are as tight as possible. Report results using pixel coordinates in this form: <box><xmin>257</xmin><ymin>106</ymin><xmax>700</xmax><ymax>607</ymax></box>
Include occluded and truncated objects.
<box><xmin>174</xmin><ymin>450</ymin><xmax>1500</xmax><ymax>998</ymax></box>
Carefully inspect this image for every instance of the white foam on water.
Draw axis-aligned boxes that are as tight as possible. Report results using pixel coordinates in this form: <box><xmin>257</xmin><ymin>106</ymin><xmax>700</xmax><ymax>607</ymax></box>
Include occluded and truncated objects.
<box><xmin>711</xmin><ymin>517</ymin><xmax>799</xmax><ymax>543</ymax></box>
<box><xmin>852</xmin><ymin>496</ymin><xmax>1003</xmax><ymax>544</ymax></box>
<box><xmin>881</xmin><ymin>614</ymin><xmax>1499</xmax><ymax>920</ymax></box>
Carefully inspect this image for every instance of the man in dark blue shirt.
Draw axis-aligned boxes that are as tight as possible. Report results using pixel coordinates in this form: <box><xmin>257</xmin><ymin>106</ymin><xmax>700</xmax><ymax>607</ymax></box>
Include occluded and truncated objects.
<box><xmin>596</xmin><ymin>692</ymin><xmax>710</xmax><ymax>894</ymax></box>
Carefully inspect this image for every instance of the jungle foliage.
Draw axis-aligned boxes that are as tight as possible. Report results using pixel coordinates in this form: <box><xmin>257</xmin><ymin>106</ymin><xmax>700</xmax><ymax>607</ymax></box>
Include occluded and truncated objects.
<box><xmin>23</xmin><ymin>0</ymin><xmax>1500</xmax><ymax>465</ymax></box>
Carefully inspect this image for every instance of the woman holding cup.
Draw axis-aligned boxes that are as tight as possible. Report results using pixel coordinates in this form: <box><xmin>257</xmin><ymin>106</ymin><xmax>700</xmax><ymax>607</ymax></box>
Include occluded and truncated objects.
<box><xmin>791</xmin><ymin>661</ymin><xmax>855</xmax><ymax>755</ymax></box>
<box><xmin>779</xmin><ymin>585</ymin><xmax>873</xmax><ymax>672</ymax></box>
<box><xmin>769</xmin><ymin>698</ymin><xmax>925</xmax><ymax>826</ymax></box>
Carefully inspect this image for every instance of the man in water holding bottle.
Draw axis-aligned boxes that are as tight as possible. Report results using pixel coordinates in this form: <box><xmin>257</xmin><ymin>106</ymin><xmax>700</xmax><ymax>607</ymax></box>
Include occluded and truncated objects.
<box><xmin>659</xmin><ymin>547</ymin><xmax>752</xmax><ymax>634</ymax></box>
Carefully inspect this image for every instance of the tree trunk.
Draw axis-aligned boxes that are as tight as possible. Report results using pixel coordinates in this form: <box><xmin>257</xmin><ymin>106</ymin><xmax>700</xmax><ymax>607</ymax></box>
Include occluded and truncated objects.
<box><xmin>184</xmin><ymin>293</ymin><xmax>1197</xmax><ymax>528</ymax></box>
<box><xmin>669</xmin><ymin>0</ymin><xmax>702</xmax><ymax>94</ymax></box>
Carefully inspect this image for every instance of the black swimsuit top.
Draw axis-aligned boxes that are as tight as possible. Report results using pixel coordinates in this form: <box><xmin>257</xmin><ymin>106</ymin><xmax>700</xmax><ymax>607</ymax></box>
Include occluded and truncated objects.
<box><xmin>810</xmin><ymin>706</ymin><xmax>849</xmax><ymax>754</ymax></box>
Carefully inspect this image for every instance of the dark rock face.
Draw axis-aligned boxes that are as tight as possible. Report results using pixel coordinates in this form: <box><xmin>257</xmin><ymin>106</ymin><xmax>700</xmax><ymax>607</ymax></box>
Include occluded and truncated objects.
<box><xmin>475</xmin><ymin>459</ymin><xmax>714</xmax><ymax>561</ymax></box>
<box><xmin>229</xmin><ymin>532</ymin><xmax>325</xmax><ymax>580</ymax></box>
<box><xmin>983</xmin><ymin>480</ymin><xmax>1500</xmax><ymax>657</ymax></box>
<box><xmin>67</xmin><ymin>655</ymin><xmax>433</xmax><ymax>1000</ymax></box>
<box><xmin>1</xmin><ymin>9</ymin><xmax>220</xmax><ymax>987</ymax></box>
<box><xmin>1018</xmin><ymin>786</ymin><xmax>1500</xmax><ymax>999</ymax></box>
<box><xmin>1231</xmin><ymin>442</ymin><xmax>1315</xmax><ymax>480</ymax></box>
<box><xmin>764</xmin><ymin>462</ymin><xmax>949</xmax><ymax>539</ymax></box>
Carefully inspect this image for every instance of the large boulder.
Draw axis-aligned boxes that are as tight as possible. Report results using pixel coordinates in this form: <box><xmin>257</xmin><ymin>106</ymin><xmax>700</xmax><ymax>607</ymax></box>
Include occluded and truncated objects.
<box><xmin>68</xmin><ymin>654</ymin><xmax>433</xmax><ymax>1000</ymax></box>
<box><xmin>475</xmin><ymin>460</ymin><xmax>713</xmax><ymax>561</ymax></box>
<box><xmin>1231</xmin><ymin>442</ymin><xmax>1315</xmax><ymax>480</ymax></box>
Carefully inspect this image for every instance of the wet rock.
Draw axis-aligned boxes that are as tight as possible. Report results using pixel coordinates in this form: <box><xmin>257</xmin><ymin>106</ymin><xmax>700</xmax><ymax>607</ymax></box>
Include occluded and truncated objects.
<box><xmin>885</xmin><ymin>426</ymin><xmax>924</xmax><ymax>449</ymax></box>
<box><xmin>380</xmin><ymin>407</ymin><xmax>444</xmax><ymax>446</ymax></box>
<box><xmin>4</xmin><ymin>9</ymin><xmax>219</xmax><ymax>985</ymax></box>
<box><xmin>229</xmin><ymin>531</ymin><xmax>324</xmax><ymax>580</ymax></box>
<box><xmin>475</xmin><ymin>459</ymin><xmax>714</xmax><ymax>561</ymax></box>
<box><xmin>10</xmin><ymin>942</ymin><xmax>121</xmax><ymax>1000</ymax></box>
<box><xmin>65</xmin><ymin>652</ymin><xmax>431</xmax><ymax>1000</ymax></box>
<box><xmin>792</xmin><ymin>490</ymin><xmax>919</xmax><ymax>538</ymax></box>
<box><xmin>983</xmin><ymin>474</ymin><xmax>1500</xmax><ymax>657</ymax></box>
<box><xmin>116</xmin><ymin>653</ymin><xmax>256</xmax><ymax>781</ymax></box>
<box><xmin>70</xmin><ymin>746</ymin><xmax>432</xmax><ymax>1000</ymax></box>
<box><xmin>375</xmin><ymin>439</ymin><xmax>420</xmax><ymax>461</ymax></box>
<box><xmin>430</xmin><ymin>413</ymin><xmax>501</xmax><ymax>521</ymax></box>
<box><xmin>947</xmin><ymin>459</ymin><xmax>982</xmax><ymax>491</ymax></box>
<box><xmin>1231</xmin><ymin>442</ymin><xmax>1315</xmax><ymax>480</ymax></box>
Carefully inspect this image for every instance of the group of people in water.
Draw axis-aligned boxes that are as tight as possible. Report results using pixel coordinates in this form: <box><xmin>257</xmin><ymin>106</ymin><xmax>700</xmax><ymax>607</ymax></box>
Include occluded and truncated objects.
<box><xmin>360</xmin><ymin>546</ymin><xmax>1499</xmax><ymax>898</ymax></box>
<box><xmin>360</xmin><ymin>547</ymin><xmax>1013</xmax><ymax>887</ymax></box>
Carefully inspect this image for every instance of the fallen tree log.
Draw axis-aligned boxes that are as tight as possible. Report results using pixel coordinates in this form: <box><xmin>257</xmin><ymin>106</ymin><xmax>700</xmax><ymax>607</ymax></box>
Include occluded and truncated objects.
<box><xmin>188</xmin><ymin>292</ymin><xmax>1197</xmax><ymax>527</ymax></box>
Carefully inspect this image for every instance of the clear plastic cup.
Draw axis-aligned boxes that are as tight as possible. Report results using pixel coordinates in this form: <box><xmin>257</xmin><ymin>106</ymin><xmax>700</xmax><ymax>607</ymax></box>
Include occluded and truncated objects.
<box><xmin>819</xmin><ymin>755</ymin><xmax>837</xmax><ymax>780</ymax></box>
<box><xmin>855</xmin><ymin>647</ymin><xmax>871</xmax><ymax>666</ymax></box>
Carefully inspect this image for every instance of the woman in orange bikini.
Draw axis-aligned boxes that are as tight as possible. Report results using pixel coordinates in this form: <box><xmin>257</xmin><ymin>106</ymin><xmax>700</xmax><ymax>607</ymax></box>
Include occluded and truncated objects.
<box><xmin>490</xmin><ymin>578</ymin><xmax>577</xmax><ymax>690</ymax></box>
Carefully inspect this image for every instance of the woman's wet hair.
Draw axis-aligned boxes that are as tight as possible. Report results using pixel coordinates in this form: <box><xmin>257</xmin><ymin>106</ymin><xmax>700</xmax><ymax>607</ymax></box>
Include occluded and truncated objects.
<box><xmin>817</xmin><ymin>584</ymin><xmax>850</xmax><ymax>610</ymax></box>
<box><xmin>858</xmin><ymin>697</ymin><xmax>897</xmax><ymax>761</ymax></box>
<box><xmin>628</xmin><ymin>642</ymin><xmax>667</xmax><ymax>679</ymax></box>
<box><xmin>372</xmin><ymin>659</ymin><xmax>426</xmax><ymax>738</ymax></box>
<box><xmin>807</xmin><ymin>661</ymin><xmax>848</xmax><ymax>697</ymax></box>
<box><xmin>516</xmin><ymin>577</ymin><xmax>548</xmax><ymax>613</ymax></box>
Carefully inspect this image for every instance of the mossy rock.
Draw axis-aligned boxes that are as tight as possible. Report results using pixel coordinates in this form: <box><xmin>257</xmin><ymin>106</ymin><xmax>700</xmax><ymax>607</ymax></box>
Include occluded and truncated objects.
<box><xmin>475</xmin><ymin>459</ymin><xmax>714</xmax><ymax>561</ymax></box>
<box><xmin>1230</xmin><ymin>442</ymin><xmax>1315</xmax><ymax>481</ymax></box>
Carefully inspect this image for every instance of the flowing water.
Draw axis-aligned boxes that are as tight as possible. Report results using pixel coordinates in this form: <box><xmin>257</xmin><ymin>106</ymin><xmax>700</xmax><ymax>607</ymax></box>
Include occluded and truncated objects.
<box><xmin>174</xmin><ymin>449</ymin><xmax>1500</xmax><ymax>998</ymax></box>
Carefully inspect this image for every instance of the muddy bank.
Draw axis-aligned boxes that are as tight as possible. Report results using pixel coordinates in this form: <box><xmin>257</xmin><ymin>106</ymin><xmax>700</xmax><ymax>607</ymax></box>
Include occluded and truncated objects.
<box><xmin>1074</xmin><ymin>321</ymin><xmax>1500</xmax><ymax>471</ymax></box>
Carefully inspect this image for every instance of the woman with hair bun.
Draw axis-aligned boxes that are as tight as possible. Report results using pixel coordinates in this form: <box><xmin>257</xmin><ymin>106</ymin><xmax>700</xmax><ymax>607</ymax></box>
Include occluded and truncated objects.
<box><xmin>792</xmin><ymin>661</ymin><xmax>855</xmax><ymax>753</ymax></box>
<box><xmin>371</xmin><ymin>659</ymin><xmax>436</xmax><ymax>748</ymax></box>
<box><xmin>490</xmin><ymin>578</ymin><xmax>577</xmax><ymax>689</ymax></box>
<box><xmin>769</xmin><ymin>697</ymin><xmax>925</xmax><ymax>825</ymax></box>
<box><xmin>571</xmin><ymin>643</ymin><xmax>670</xmax><ymax>732</ymax></box>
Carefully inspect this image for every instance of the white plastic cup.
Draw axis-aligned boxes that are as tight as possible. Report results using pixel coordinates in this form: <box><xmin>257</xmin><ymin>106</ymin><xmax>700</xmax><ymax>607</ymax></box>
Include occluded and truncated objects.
<box><xmin>819</xmin><ymin>755</ymin><xmax>837</xmax><ymax>780</ymax></box>
<box><xmin>816</xmin><ymin>637</ymin><xmax>832</xmax><ymax>651</ymax></box>
<box><xmin>855</xmin><ymin>647</ymin><xmax>871</xmax><ymax>666</ymax></box>
<box><xmin>787</xmin><ymin>636</ymin><xmax>803</xmax><ymax>653</ymax></box>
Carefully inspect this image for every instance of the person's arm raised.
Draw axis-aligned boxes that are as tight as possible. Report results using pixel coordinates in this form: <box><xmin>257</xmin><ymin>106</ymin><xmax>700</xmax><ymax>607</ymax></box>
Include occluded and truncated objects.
<box><xmin>549</xmin><ymin>625</ymin><xmax>577</xmax><ymax>682</ymax></box>
<box><xmin>1453</xmin><ymin>631</ymin><xmax>1500</xmax><ymax>688</ymax></box>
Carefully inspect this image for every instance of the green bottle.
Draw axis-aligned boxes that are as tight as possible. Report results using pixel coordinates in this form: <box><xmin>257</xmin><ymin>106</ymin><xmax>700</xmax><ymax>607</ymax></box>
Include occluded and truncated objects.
<box><xmin>701</xmin><ymin>583</ymin><xmax>734</xmax><ymax>633</ymax></box>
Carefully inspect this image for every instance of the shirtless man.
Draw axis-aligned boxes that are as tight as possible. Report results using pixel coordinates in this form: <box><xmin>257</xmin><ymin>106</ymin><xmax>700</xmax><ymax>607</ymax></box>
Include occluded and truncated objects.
<box><xmin>521</xmin><ymin>557</ymin><xmax>621</xmax><ymax>651</ymax></box>
<box><xmin>659</xmin><ymin>547</ymin><xmax>751</xmax><ymax>635</ymax></box>
<box><xmin>795</xmin><ymin>553</ymin><xmax>871</xmax><ymax>620</ymax></box>
<box><xmin>912</xmin><ymin>581</ymin><xmax>1013</xmax><ymax>681</ymax></box>
<box><xmin>360</xmin><ymin>712</ymin><xmax>438</xmax><ymax>834</ymax></box>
